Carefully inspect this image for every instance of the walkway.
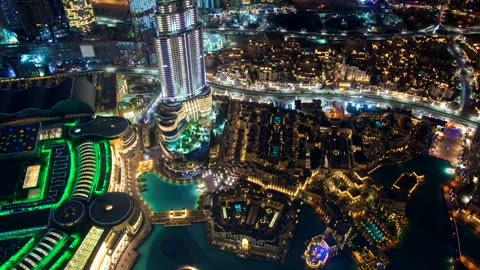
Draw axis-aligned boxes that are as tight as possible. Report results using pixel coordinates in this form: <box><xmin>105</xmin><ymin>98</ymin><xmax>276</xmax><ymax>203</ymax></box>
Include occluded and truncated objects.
<box><xmin>152</xmin><ymin>209</ymin><xmax>210</xmax><ymax>226</ymax></box>
<box><xmin>443</xmin><ymin>186</ymin><xmax>463</xmax><ymax>264</ymax></box>
<box><xmin>114</xmin><ymin>147</ymin><xmax>153</xmax><ymax>270</ymax></box>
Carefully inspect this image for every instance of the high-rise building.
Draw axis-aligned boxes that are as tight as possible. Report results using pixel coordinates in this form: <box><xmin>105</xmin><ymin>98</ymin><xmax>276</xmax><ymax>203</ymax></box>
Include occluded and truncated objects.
<box><xmin>154</xmin><ymin>0</ymin><xmax>212</xmax><ymax>177</ymax></box>
<box><xmin>198</xmin><ymin>0</ymin><xmax>220</xmax><ymax>10</ymax></box>
<box><xmin>62</xmin><ymin>0</ymin><xmax>96</xmax><ymax>33</ymax></box>
<box><xmin>15</xmin><ymin>0</ymin><xmax>55</xmax><ymax>36</ymax></box>
<box><xmin>128</xmin><ymin>0</ymin><xmax>158</xmax><ymax>64</ymax></box>
<box><xmin>0</xmin><ymin>0</ymin><xmax>23</xmax><ymax>30</ymax></box>
<box><xmin>129</xmin><ymin>0</ymin><xmax>157</xmax><ymax>33</ymax></box>
<box><xmin>155</xmin><ymin>0</ymin><xmax>208</xmax><ymax>102</ymax></box>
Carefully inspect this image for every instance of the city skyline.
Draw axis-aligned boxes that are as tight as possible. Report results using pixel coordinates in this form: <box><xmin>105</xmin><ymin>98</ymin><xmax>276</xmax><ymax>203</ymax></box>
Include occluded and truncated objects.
<box><xmin>0</xmin><ymin>0</ymin><xmax>480</xmax><ymax>270</ymax></box>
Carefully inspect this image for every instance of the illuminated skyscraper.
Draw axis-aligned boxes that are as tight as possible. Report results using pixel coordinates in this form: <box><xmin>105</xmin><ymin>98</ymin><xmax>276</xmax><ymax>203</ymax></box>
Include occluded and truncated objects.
<box><xmin>61</xmin><ymin>0</ymin><xmax>96</xmax><ymax>33</ymax></box>
<box><xmin>154</xmin><ymin>0</ymin><xmax>212</xmax><ymax>177</ymax></box>
<box><xmin>128</xmin><ymin>0</ymin><xmax>158</xmax><ymax>64</ymax></box>
<box><xmin>155</xmin><ymin>0</ymin><xmax>208</xmax><ymax>102</ymax></box>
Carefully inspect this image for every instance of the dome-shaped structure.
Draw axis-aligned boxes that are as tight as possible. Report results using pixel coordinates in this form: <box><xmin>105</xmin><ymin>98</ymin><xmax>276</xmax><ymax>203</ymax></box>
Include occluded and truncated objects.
<box><xmin>53</xmin><ymin>200</ymin><xmax>86</xmax><ymax>228</ymax></box>
<box><xmin>89</xmin><ymin>192</ymin><xmax>134</xmax><ymax>228</ymax></box>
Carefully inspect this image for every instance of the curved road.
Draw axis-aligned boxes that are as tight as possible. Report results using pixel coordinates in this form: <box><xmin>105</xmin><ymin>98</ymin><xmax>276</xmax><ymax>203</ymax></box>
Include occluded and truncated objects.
<box><xmin>211</xmin><ymin>82</ymin><xmax>480</xmax><ymax>126</ymax></box>
<box><xmin>90</xmin><ymin>66</ymin><xmax>480</xmax><ymax>126</ymax></box>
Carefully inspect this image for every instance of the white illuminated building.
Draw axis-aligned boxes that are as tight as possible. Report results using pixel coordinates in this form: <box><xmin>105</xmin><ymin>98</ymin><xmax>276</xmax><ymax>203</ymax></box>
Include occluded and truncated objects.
<box><xmin>155</xmin><ymin>0</ymin><xmax>208</xmax><ymax>102</ymax></box>
<box><xmin>154</xmin><ymin>0</ymin><xmax>212</xmax><ymax>144</ymax></box>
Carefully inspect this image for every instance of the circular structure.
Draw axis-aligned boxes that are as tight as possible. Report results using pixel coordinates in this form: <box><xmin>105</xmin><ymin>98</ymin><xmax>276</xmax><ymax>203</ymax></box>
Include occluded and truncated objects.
<box><xmin>53</xmin><ymin>200</ymin><xmax>86</xmax><ymax>228</ymax></box>
<box><xmin>118</xmin><ymin>101</ymin><xmax>134</xmax><ymax>119</ymax></box>
<box><xmin>89</xmin><ymin>192</ymin><xmax>134</xmax><ymax>227</ymax></box>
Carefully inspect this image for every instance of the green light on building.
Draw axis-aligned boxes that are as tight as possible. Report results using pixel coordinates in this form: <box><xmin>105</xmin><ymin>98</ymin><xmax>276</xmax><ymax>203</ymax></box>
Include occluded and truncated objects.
<box><xmin>50</xmin><ymin>250</ymin><xmax>74</xmax><ymax>270</ymax></box>
<box><xmin>64</xmin><ymin>121</ymin><xmax>80</xmax><ymax>128</ymax></box>
<box><xmin>69</xmin><ymin>233</ymin><xmax>82</xmax><ymax>249</ymax></box>
<box><xmin>0</xmin><ymin>139</ymin><xmax>79</xmax><ymax>216</ymax></box>
<box><xmin>0</xmin><ymin>235</ymin><xmax>35</xmax><ymax>270</ymax></box>
<box><xmin>92</xmin><ymin>142</ymin><xmax>102</xmax><ymax>196</ymax></box>
<box><xmin>95</xmin><ymin>141</ymin><xmax>111</xmax><ymax>195</ymax></box>
<box><xmin>59</xmin><ymin>140</ymin><xmax>77</xmax><ymax>203</ymax></box>
<box><xmin>50</xmin><ymin>233</ymin><xmax>83</xmax><ymax>270</ymax></box>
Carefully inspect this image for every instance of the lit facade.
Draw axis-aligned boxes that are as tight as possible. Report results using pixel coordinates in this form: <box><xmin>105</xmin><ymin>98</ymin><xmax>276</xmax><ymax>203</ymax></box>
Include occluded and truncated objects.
<box><xmin>129</xmin><ymin>0</ymin><xmax>157</xmax><ymax>33</ymax></box>
<box><xmin>155</xmin><ymin>0</ymin><xmax>207</xmax><ymax>102</ymax></box>
<box><xmin>198</xmin><ymin>0</ymin><xmax>220</xmax><ymax>10</ymax></box>
<box><xmin>155</xmin><ymin>0</ymin><xmax>212</xmax><ymax>144</ymax></box>
<box><xmin>62</xmin><ymin>0</ymin><xmax>96</xmax><ymax>33</ymax></box>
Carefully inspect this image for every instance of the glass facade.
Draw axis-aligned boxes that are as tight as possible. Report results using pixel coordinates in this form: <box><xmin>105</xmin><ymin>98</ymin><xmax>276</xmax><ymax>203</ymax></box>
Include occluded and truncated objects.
<box><xmin>155</xmin><ymin>0</ymin><xmax>207</xmax><ymax>102</ymax></box>
<box><xmin>129</xmin><ymin>0</ymin><xmax>157</xmax><ymax>32</ymax></box>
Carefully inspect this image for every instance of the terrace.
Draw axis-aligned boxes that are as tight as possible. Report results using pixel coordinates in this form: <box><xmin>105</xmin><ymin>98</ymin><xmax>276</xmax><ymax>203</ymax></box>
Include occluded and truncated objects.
<box><xmin>64</xmin><ymin>226</ymin><xmax>104</xmax><ymax>270</ymax></box>
<box><xmin>71</xmin><ymin>140</ymin><xmax>111</xmax><ymax>200</ymax></box>
<box><xmin>165</xmin><ymin>121</ymin><xmax>210</xmax><ymax>155</ymax></box>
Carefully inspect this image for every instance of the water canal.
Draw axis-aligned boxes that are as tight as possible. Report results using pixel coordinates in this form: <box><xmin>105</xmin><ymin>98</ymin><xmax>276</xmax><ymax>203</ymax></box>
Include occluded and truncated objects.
<box><xmin>137</xmin><ymin>172</ymin><xmax>199</xmax><ymax>212</ymax></box>
<box><xmin>133</xmin><ymin>155</ymin><xmax>479</xmax><ymax>270</ymax></box>
<box><xmin>371</xmin><ymin>155</ymin><xmax>455</xmax><ymax>270</ymax></box>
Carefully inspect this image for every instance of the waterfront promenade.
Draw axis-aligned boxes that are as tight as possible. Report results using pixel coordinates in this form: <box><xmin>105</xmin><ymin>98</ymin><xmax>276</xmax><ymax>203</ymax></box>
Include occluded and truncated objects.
<box><xmin>443</xmin><ymin>184</ymin><xmax>480</xmax><ymax>269</ymax></box>
<box><xmin>115</xmin><ymin>148</ymin><xmax>154</xmax><ymax>270</ymax></box>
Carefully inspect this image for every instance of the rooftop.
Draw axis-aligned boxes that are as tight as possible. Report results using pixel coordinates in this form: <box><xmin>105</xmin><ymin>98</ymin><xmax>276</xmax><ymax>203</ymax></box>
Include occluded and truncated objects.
<box><xmin>0</xmin><ymin>77</ymin><xmax>96</xmax><ymax>121</ymax></box>
<box><xmin>53</xmin><ymin>200</ymin><xmax>86</xmax><ymax>227</ymax></box>
<box><xmin>0</xmin><ymin>122</ymin><xmax>40</xmax><ymax>157</ymax></box>
<box><xmin>69</xmin><ymin>116</ymin><xmax>130</xmax><ymax>139</ymax></box>
<box><xmin>89</xmin><ymin>192</ymin><xmax>133</xmax><ymax>227</ymax></box>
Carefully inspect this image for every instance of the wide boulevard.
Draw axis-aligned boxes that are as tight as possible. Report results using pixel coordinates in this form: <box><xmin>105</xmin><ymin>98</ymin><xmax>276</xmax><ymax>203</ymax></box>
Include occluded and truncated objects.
<box><xmin>89</xmin><ymin>65</ymin><xmax>480</xmax><ymax>127</ymax></box>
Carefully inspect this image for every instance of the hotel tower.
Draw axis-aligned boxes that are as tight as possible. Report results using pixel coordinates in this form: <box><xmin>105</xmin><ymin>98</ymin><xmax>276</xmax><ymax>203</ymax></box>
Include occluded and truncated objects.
<box><xmin>154</xmin><ymin>0</ymin><xmax>212</xmax><ymax>175</ymax></box>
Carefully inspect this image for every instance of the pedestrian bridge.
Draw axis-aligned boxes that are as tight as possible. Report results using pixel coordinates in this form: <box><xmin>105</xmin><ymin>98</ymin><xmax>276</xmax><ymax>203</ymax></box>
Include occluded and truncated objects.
<box><xmin>151</xmin><ymin>209</ymin><xmax>209</xmax><ymax>226</ymax></box>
